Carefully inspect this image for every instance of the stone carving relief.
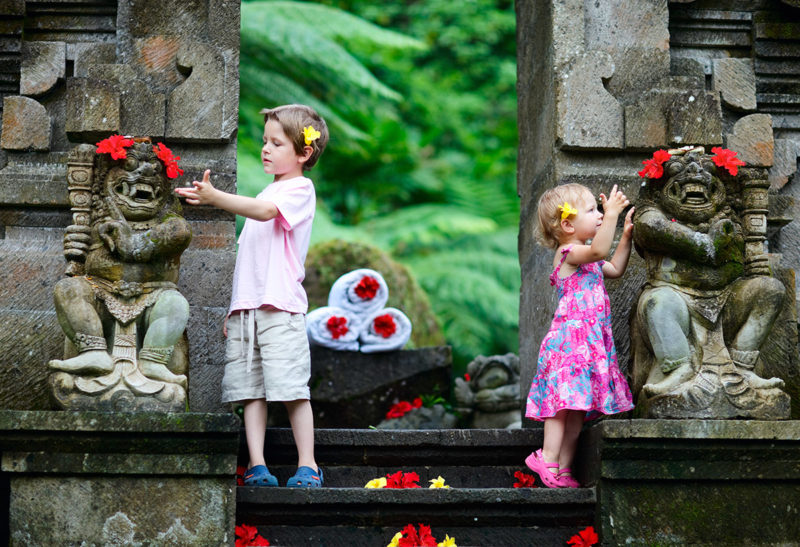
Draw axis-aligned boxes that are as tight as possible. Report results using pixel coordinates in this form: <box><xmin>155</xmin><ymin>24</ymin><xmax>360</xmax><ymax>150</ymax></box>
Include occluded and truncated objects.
<box><xmin>48</xmin><ymin>140</ymin><xmax>192</xmax><ymax>411</ymax></box>
<box><xmin>630</xmin><ymin>147</ymin><xmax>790</xmax><ymax>419</ymax></box>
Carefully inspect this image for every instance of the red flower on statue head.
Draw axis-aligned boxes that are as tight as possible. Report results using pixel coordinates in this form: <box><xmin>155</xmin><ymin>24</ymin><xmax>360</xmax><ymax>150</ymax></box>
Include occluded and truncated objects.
<box><xmin>567</xmin><ymin>526</ymin><xmax>599</xmax><ymax>547</ymax></box>
<box><xmin>153</xmin><ymin>142</ymin><xmax>184</xmax><ymax>179</ymax></box>
<box><xmin>354</xmin><ymin>275</ymin><xmax>380</xmax><ymax>300</ymax></box>
<box><xmin>637</xmin><ymin>149</ymin><xmax>671</xmax><ymax>179</ymax></box>
<box><xmin>711</xmin><ymin>146</ymin><xmax>746</xmax><ymax>176</ymax></box>
<box><xmin>96</xmin><ymin>134</ymin><xmax>134</xmax><ymax>160</ymax></box>
<box><xmin>326</xmin><ymin>316</ymin><xmax>349</xmax><ymax>339</ymax></box>
<box><xmin>373</xmin><ymin>313</ymin><xmax>397</xmax><ymax>338</ymax></box>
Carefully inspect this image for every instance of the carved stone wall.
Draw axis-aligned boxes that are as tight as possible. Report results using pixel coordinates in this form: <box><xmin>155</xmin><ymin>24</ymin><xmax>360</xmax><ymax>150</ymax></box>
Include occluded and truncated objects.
<box><xmin>0</xmin><ymin>0</ymin><xmax>239</xmax><ymax>412</ymax></box>
<box><xmin>518</xmin><ymin>0</ymin><xmax>800</xmax><ymax>418</ymax></box>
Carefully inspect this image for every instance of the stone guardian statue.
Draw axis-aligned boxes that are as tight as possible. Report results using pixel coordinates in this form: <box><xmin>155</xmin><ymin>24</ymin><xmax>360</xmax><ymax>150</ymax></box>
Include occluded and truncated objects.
<box><xmin>630</xmin><ymin>146</ymin><xmax>790</xmax><ymax>419</ymax></box>
<box><xmin>48</xmin><ymin>137</ymin><xmax>192</xmax><ymax>411</ymax></box>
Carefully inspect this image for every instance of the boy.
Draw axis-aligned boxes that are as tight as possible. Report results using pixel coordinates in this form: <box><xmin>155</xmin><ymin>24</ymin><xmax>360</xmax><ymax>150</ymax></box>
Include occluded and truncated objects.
<box><xmin>176</xmin><ymin>104</ymin><xmax>329</xmax><ymax>487</ymax></box>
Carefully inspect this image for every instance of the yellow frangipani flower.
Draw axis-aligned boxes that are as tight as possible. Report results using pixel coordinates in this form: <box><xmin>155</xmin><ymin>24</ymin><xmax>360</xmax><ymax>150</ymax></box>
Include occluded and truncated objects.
<box><xmin>558</xmin><ymin>201</ymin><xmax>578</xmax><ymax>220</ymax></box>
<box><xmin>387</xmin><ymin>531</ymin><xmax>403</xmax><ymax>547</ymax></box>
<box><xmin>428</xmin><ymin>476</ymin><xmax>450</xmax><ymax>489</ymax></box>
<box><xmin>303</xmin><ymin>125</ymin><xmax>321</xmax><ymax>145</ymax></box>
<box><xmin>365</xmin><ymin>477</ymin><xmax>387</xmax><ymax>489</ymax></box>
<box><xmin>438</xmin><ymin>534</ymin><xmax>457</xmax><ymax>547</ymax></box>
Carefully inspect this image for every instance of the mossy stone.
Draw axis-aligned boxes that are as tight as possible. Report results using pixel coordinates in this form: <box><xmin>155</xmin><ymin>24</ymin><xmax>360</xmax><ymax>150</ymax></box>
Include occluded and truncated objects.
<box><xmin>304</xmin><ymin>239</ymin><xmax>445</xmax><ymax>348</ymax></box>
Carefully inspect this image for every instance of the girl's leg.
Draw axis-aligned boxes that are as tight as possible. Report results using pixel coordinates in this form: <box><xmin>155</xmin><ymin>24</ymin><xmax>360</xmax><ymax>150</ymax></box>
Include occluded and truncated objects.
<box><xmin>284</xmin><ymin>399</ymin><xmax>318</xmax><ymax>470</ymax></box>
<box><xmin>243</xmin><ymin>398</ymin><xmax>268</xmax><ymax>468</ymax></box>
<box><xmin>558</xmin><ymin>409</ymin><xmax>586</xmax><ymax>473</ymax></box>
<box><xmin>542</xmin><ymin>410</ymin><xmax>569</xmax><ymax>469</ymax></box>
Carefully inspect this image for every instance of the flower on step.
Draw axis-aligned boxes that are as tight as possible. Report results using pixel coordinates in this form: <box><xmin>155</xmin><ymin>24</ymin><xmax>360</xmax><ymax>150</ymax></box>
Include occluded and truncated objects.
<box><xmin>711</xmin><ymin>146</ymin><xmax>746</xmax><ymax>176</ymax></box>
<box><xmin>394</xmin><ymin>523</ymin><xmax>438</xmax><ymax>547</ymax></box>
<box><xmin>236</xmin><ymin>465</ymin><xmax>247</xmax><ymax>486</ymax></box>
<box><xmin>96</xmin><ymin>134</ymin><xmax>134</xmax><ymax>160</ymax></box>
<box><xmin>354</xmin><ymin>275</ymin><xmax>380</xmax><ymax>300</ymax></box>
<box><xmin>567</xmin><ymin>525</ymin><xmax>599</xmax><ymax>547</ymax></box>
<box><xmin>234</xmin><ymin>523</ymin><xmax>270</xmax><ymax>547</ymax></box>
<box><xmin>387</xmin><ymin>531</ymin><xmax>403</xmax><ymax>547</ymax></box>
<box><xmin>326</xmin><ymin>315</ymin><xmax>349</xmax><ymax>339</ymax></box>
<box><xmin>438</xmin><ymin>534</ymin><xmax>458</xmax><ymax>547</ymax></box>
<box><xmin>513</xmin><ymin>470</ymin><xmax>537</xmax><ymax>488</ymax></box>
<box><xmin>637</xmin><ymin>149</ymin><xmax>671</xmax><ymax>179</ymax></box>
<box><xmin>373</xmin><ymin>313</ymin><xmax>397</xmax><ymax>338</ymax></box>
<box><xmin>153</xmin><ymin>142</ymin><xmax>184</xmax><ymax>179</ymax></box>
<box><xmin>385</xmin><ymin>397</ymin><xmax>423</xmax><ymax>419</ymax></box>
<box><xmin>428</xmin><ymin>476</ymin><xmax>450</xmax><ymax>489</ymax></box>
<box><xmin>365</xmin><ymin>477</ymin><xmax>387</xmax><ymax>489</ymax></box>
<box><xmin>386</xmin><ymin>470</ymin><xmax>421</xmax><ymax>488</ymax></box>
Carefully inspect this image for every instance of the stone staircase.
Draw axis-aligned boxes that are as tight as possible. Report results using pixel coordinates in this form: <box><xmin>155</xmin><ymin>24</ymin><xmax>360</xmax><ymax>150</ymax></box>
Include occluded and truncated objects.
<box><xmin>235</xmin><ymin>428</ymin><xmax>596</xmax><ymax>547</ymax></box>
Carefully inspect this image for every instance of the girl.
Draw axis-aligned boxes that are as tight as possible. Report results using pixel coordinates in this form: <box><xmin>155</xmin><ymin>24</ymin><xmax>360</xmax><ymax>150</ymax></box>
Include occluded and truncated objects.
<box><xmin>525</xmin><ymin>183</ymin><xmax>635</xmax><ymax>488</ymax></box>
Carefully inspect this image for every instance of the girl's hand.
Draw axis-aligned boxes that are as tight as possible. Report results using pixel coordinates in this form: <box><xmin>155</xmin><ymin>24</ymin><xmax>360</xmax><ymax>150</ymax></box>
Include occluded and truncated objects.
<box><xmin>598</xmin><ymin>184</ymin><xmax>630</xmax><ymax>217</ymax></box>
<box><xmin>623</xmin><ymin>207</ymin><xmax>635</xmax><ymax>238</ymax></box>
<box><xmin>175</xmin><ymin>169</ymin><xmax>216</xmax><ymax>205</ymax></box>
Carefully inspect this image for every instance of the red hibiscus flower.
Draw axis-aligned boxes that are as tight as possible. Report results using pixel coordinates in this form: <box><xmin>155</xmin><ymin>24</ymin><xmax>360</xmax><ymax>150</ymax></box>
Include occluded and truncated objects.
<box><xmin>386</xmin><ymin>400</ymin><xmax>413</xmax><ymax>419</ymax></box>
<box><xmin>412</xmin><ymin>397</ymin><xmax>422</xmax><ymax>409</ymax></box>
<box><xmin>326</xmin><ymin>316</ymin><xmax>349</xmax><ymax>339</ymax></box>
<box><xmin>711</xmin><ymin>146</ymin><xmax>746</xmax><ymax>176</ymax></box>
<box><xmin>385</xmin><ymin>471</ymin><xmax>420</xmax><ymax>489</ymax></box>
<box><xmin>153</xmin><ymin>142</ymin><xmax>184</xmax><ymax>179</ymax></box>
<box><xmin>398</xmin><ymin>524</ymin><xmax>437</xmax><ymax>547</ymax></box>
<box><xmin>567</xmin><ymin>525</ymin><xmax>599</xmax><ymax>547</ymax></box>
<box><xmin>235</xmin><ymin>524</ymin><xmax>270</xmax><ymax>547</ymax></box>
<box><xmin>354</xmin><ymin>275</ymin><xmax>380</xmax><ymax>300</ymax></box>
<box><xmin>96</xmin><ymin>134</ymin><xmax>134</xmax><ymax>160</ymax></box>
<box><xmin>464</xmin><ymin>373</ymin><xmax>471</xmax><ymax>382</ymax></box>
<box><xmin>513</xmin><ymin>470</ymin><xmax>537</xmax><ymax>488</ymax></box>
<box><xmin>373</xmin><ymin>313</ymin><xmax>397</xmax><ymax>338</ymax></box>
<box><xmin>637</xmin><ymin>149</ymin><xmax>671</xmax><ymax>179</ymax></box>
<box><xmin>236</xmin><ymin>465</ymin><xmax>247</xmax><ymax>486</ymax></box>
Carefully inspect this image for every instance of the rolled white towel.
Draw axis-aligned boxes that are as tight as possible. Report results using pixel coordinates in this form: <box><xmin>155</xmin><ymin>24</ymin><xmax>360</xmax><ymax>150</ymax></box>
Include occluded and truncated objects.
<box><xmin>358</xmin><ymin>307</ymin><xmax>412</xmax><ymax>353</ymax></box>
<box><xmin>327</xmin><ymin>269</ymin><xmax>389</xmax><ymax>329</ymax></box>
<box><xmin>306</xmin><ymin>306</ymin><xmax>360</xmax><ymax>351</ymax></box>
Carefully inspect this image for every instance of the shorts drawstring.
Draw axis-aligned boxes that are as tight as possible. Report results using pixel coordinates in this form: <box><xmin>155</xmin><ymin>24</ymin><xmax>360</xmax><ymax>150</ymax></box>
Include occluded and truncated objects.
<box><xmin>239</xmin><ymin>310</ymin><xmax>256</xmax><ymax>373</ymax></box>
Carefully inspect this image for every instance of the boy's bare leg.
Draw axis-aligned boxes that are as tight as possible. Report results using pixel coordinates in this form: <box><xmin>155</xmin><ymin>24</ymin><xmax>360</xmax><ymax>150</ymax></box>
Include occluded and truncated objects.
<box><xmin>285</xmin><ymin>399</ymin><xmax>317</xmax><ymax>470</ymax></box>
<box><xmin>243</xmin><ymin>399</ymin><xmax>267</xmax><ymax>468</ymax></box>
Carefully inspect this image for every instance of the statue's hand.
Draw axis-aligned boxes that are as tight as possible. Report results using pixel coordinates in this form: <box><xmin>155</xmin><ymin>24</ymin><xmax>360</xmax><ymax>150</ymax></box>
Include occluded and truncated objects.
<box><xmin>709</xmin><ymin>218</ymin><xmax>736</xmax><ymax>262</ymax></box>
<box><xmin>97</xmin><ymin>220</ymin><xmax>130</xmax><ymax>254</ymax></box>
<box><xmin>63</xmin><ymin>224</ymin><xmax>91</xmax><ymax>254</ymax></box>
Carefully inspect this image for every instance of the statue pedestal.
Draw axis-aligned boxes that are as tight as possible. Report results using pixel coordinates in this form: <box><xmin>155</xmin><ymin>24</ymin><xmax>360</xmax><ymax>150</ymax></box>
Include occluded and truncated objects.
<box><xmin>0</xmin><ymin>411</ymin><xmax>239</xmax><ymax>545</ymax></box>
<box><xmin>582</xmin><ymin>419</ymin><xmax>800</xmax><ymax>545</ymax></box>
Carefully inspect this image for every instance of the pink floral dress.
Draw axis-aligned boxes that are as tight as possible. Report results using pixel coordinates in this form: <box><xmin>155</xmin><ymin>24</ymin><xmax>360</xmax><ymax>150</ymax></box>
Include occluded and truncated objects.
<box><xmin>525</xmin><ymin>245</ymin><xmax>634</xmax><ymax>421</ymax></box>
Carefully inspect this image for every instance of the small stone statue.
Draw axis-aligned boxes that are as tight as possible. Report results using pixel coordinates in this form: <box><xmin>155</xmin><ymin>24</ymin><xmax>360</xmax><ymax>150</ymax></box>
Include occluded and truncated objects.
<box><xmin>454</xmin><ymin>353</ymin><xmax>521</xmax><ymax>428</ymax></box>
<box><xmin>630</xmin><ymin>146</ymin><xmax>790</xmax><ymax>419</ymax></box>
<box><xmin>48</xmin><ymin>138</ymin><xmax>192</xmax><ymax>411</ymax></box>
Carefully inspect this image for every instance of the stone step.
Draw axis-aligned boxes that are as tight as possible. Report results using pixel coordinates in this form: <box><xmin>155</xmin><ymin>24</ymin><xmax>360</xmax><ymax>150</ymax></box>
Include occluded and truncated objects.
<box><xmin>237</xmin><ymin>487</ymin><xmax>596</xmax><ymax>547</ymax></box>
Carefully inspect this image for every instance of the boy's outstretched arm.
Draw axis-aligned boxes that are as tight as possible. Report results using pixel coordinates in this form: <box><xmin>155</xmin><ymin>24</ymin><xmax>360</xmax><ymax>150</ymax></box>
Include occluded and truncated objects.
<box><xmin>175</xmin><ymin>169</ymin><xmax>278</xmax><ymax>221</ymax></box>
<box><xmin>602</xmin><ymin>207</ymin><xmax>634</xmax><ymax>279</ymax></box>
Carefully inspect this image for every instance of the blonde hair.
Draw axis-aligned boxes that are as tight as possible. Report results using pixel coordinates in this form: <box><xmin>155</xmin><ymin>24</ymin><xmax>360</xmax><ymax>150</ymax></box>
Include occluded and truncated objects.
<box><xmin>535</xmin><ymin>183</ymin><xmax>593</xmax><ymax>248</ymax></box>
<box><xmin>259</xmin><ymin>104</ymin><xmax>329</xmax><ymax>171</ymax></box>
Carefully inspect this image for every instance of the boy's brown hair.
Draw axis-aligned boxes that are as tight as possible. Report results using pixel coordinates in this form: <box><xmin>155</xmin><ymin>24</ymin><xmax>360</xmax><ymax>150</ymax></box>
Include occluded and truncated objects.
<box><xmin>260</xmin><ymin>104</ymin><xmax>329</xmax><ymax>171</ymax></box>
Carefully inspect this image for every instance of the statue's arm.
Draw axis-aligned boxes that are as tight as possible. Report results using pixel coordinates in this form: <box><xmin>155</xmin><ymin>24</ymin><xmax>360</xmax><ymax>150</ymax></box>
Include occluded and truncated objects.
<box><xmin>106</xmin><ymin>215</ymin><xmax>192</xmax><ymax>262</ymax></box>
<box><xmin>633</xmin><ymin>208</ymin><xmax>721</xmax><ymax>264</ymax></box>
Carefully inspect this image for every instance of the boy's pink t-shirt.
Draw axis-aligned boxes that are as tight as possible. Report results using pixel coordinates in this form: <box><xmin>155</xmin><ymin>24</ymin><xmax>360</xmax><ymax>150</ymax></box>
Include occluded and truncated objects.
<box><xmin>228</xmin><ymin>176</ymin><xmax>316</xmax><ymax>315</ymax></box>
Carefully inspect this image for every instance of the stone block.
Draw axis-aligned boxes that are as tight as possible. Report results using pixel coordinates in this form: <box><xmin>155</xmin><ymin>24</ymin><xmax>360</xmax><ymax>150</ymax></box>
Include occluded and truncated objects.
<box><xmin>87</xmin><ymin>64</ymin><xmax>166</xmax><ymax>137</ymax></box>
<box><xmin>20</xmin><ymin>41</ymin><xmax>65</xmax><ymax>97</ymax></box>
<box><xmin>0</xmin><ymin>0</ymin><xmax>24</xmax><ymax>16</ymax></box>
<box><xmin>712</xmin><ymin>58</ymin><xmax>757</xmax><ymax>112</ymax></box>
<box><xmin>769</xmin><ymin>138</ymin><xmax>798</xmax><ymax>190</ymax></box>
<box><xmin>668</xmin><ymin>90</ymin><xmax>723</xmax><ymax>147</ymax></box>
<box><xmin>166</xmin><ymin>42</ymin><xmax>228</xmax><ymax>142</ymax></box>
<box><xmin>0</xmin><ymin>96</ymin><xmax>50</xmax><ymax>151</ymax></box>
<box><xmin>557</xmin><ymin>50</ymin><xmax>624</xmax><ymax>150</ymax></box>
<box><xmin>625</xmin><ymin>90</ymin><xmax>669</xmax><ymax>149</ymax></box>
<box><xmin>186</xmin><ymin>306</ymin><xmax>228</xmax><ymax>413</ymax></box>
<box><xmin>65</xmin><ymin>77</ymin><xmax>120</xmax><ymax>141</ymax></box>
<box><xmin>726</xmin><ymin>113</ymin><xmax>774</xmax><ymax>167</ymax></box>
<box><xmin>71</xmin><ymin>42</ymin><xmax>115</xmax><ymax>77</ymax></box>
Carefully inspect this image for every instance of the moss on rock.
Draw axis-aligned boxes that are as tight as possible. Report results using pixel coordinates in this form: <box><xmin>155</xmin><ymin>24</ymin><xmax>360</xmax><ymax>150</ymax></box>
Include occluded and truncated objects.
<box><xmin>304</xmin><ymin>239</ymin><xmax>445</xmax><ymax>348</ymax></box>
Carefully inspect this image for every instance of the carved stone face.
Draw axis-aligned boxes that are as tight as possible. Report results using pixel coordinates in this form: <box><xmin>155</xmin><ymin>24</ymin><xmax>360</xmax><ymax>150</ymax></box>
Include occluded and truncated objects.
<box><xmin>659</xmin><ymin>152</ymin><xmax>725</xmax><ymax>224</ymax></box>
<box><xmin>104</xmin><ymin>143</ymin><xmax>169</xmax><ymax>221</ymax></box>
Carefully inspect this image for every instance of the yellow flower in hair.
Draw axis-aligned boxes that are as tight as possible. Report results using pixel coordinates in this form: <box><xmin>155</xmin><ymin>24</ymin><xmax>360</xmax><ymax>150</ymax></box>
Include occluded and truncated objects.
<box><xmin>559</xmin><ymin>201</ymin><xmax>578</xmax><ymax>220</ymax></box>
<box><xmin>303</xmin><ymin>125</ymin><xmax>321</xmax><ymax>145</ymax></box>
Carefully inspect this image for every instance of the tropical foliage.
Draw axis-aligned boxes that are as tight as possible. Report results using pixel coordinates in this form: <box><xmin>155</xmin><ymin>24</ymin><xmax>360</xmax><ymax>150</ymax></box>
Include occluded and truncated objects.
<box><xmin>238</xmin><ymin>0</ymin><xmax>518</xmax><ymax>369</ymax></box>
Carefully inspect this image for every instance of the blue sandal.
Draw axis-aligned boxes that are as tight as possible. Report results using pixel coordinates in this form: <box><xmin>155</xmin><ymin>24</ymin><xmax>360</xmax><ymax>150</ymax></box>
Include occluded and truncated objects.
<box><xmin>243</xmin><ymin>465</ymin><xmax>278</xmax><ymax>487</ymax></box>
<box><xmin>286</xmin><ymin>466</ymin><xmax>323</xmax><ymax>488</ymax></box>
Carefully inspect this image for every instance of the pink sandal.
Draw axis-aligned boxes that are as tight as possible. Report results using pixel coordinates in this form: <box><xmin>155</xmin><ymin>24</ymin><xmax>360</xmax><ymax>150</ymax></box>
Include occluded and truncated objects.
<box><xmin>557</xmin><ymin>467</ymin><xmax>580</xmax><ymax>488</ymax></box>
<box><xmin>524</xmin><ymin>449</ymin><xmax>562</xmax><ymax>488</ymax></box>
